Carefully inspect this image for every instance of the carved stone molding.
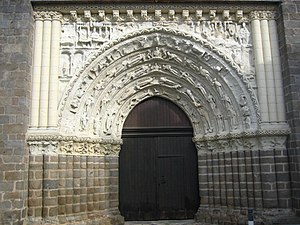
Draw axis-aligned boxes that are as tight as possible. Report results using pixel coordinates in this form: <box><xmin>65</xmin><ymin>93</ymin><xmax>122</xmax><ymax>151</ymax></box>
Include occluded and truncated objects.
<box><xmin>249</xmin><ymin>11</ymin><xmax>277</xmax><ymax>21</ymax></box>
<box><xmin>33</xmin><ymin>4</ymin><xmax>278</xmax><ymax>15</ymax></box>
<box><xmin>193</xmin><ymin>127</ymin><xmax>290</xmax><ymax>154</ymax></box>
<box><xmin>27</xmin><ymin>135</ymin><xmax>122</xmax><ymax>156</ymax></box>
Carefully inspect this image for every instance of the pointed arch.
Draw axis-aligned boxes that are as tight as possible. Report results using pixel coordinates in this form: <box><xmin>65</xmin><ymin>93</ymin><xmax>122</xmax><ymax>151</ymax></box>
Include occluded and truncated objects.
<box><xmin>58</xmin><ymin>27</ymin><xmax>259</xmax><ymax>139</ymax></box>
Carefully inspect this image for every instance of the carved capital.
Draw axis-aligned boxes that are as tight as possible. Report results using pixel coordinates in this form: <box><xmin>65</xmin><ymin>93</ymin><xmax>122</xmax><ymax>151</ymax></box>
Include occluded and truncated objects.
<box><xmin>43</xmin><ymin>11</ymin><xmax>53</xmax><ymax>21</ymax></box>
<box><xmin>33</xmin><ymin>11</ymin><xmax>44</xmax><ymax>21</ymax></box>
<box><xmin>249</xmin><ymin>11</ymin><xmax>260</xmax><ymax>20</ymax></box>
<box><xmin>250</xmin><ymin>11</ymin><xmax>277</xmax><ymax>21</ymax></box>
<box><xmin>52</xmin><ymin>11</ymin><xmax>63</xmax><ymax>22</ymax></box>
<box><xmin>28</xmin><ymin>140</ymin><xmax>58</xmax><ymax>155</ymax></box>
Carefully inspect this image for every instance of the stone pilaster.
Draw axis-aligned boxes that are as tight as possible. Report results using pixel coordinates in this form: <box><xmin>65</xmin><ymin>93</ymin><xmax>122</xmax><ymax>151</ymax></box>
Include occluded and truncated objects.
<box><xmin>31</xmin><ymin>12</ymin><xmax>44</xmax><ymax>128</ymax></box>
<box><xmin>39</xmin><ymin>12</ymin><xmax>52</xmax><ymax>128</ymax></box>
<box><xmin>250</xmin><ymin>11</ymin><xmax>269</xmax><ymax>122</ymax></box>
<box><xmin>48</xmin><ymin>12</ymin><xmax>62</xmax><ymax>128</ymax></box>
<box><xmin>31</xmin><ymin>11</ymin><xmax>62</xmax><ymax>129</ymax></box>
<box><xmin>260</xmin><ymin>11</ymin><xmax>277</xmax><ymax>122</ymax></box>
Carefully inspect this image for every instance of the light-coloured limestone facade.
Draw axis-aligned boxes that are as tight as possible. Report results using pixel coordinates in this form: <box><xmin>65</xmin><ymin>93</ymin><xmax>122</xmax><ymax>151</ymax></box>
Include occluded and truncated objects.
<box><xmin>28</xmin><ymin>5</ymin><xmax>289</xmax><ymax>155</ymax></box>
<box><xmin>26</xmin><ymin>3</ymin><xmax>294</xmax><ymax>224</ymax></box>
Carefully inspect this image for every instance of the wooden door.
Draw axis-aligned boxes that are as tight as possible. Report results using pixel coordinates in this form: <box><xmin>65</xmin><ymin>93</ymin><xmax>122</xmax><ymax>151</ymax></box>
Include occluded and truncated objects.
<box><xmin>119</xmin><ymin>97</ymin><xmax>199</xmax><ymax>221</ymax></box>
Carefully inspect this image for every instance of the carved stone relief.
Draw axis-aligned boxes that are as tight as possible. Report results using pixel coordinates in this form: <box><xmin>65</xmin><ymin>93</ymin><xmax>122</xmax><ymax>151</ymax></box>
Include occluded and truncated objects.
<box><xmin>58</xmin><ymin>28</ymin><xmax>260</xmax><ymax>143</ymax></box>
<box><xmin>27</xmin><ymin>135</ymin><xmax>122</xmax><ymax>156</ymax></box>
<box><xmin>27</xmin><ymin>8</ymin><xmax>289</xmax><ymax>156</ymax></box>
<box><xmin>59</xmin><ymin>9</ymin><xmax>255</xmax><ymax>82</ymax></box>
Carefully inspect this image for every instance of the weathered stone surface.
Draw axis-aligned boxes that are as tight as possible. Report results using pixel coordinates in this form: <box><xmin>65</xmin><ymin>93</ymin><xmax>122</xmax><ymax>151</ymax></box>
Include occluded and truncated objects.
<box><xmin>280</xmin><ymin>0</ymin><xmax>300</xmax><ymax>216</ymax></box>
<box><xmin>0</xmin><ymin>0</ymin><xmax>33</xmax><ymax>224</ymax></box>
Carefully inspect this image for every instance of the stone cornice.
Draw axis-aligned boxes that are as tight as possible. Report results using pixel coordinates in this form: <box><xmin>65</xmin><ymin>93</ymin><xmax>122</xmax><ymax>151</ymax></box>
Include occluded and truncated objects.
<box><xmin>32</xmin><ymin>3</ymin><xmax>278</xmax><ymax>14</ymax></box>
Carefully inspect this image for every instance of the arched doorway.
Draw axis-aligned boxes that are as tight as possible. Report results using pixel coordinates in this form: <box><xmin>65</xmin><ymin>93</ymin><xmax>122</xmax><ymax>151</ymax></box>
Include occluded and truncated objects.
<box><xmin>119</xmin><ymin>97</ymin><xmax>200</xmax><ymax>221</ymax></box>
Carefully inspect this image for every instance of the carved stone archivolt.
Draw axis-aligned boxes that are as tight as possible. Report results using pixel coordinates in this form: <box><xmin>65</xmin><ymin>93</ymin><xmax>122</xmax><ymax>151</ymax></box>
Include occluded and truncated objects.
<box><xmin>58</xmin><ymin>28</ymin><xmax>259</xmax><ymax>141</ymax></box>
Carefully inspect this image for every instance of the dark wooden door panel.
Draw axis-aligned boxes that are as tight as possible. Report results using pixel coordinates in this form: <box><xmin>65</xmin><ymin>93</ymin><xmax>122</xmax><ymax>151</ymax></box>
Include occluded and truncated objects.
<box><xmin>119</xmin><ymin>137</ymin><xmax>157</xmax><ymax>220</ymax></box>
<box><xmin>120</xmin><ymin>97</ymin><xmax>200</xmax><ymax>221</ymax></box>
<box><xmin>124</xmin><ymin>97</ymin><xmax>191</xmax><ymax>128</ymax></box>
<box><xmin>158</xmin><ymin>156</ymin><xmax>185</xmax><ymax>219</ymax></box>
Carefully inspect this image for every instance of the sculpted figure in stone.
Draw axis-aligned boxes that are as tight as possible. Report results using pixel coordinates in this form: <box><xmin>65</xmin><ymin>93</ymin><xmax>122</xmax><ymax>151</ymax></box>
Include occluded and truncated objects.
<box><xmin>135</xmin><ymin>77</ymin><xmax>155</xmax><ymax>90</ymax></box>
<box><xmin>84</xmin><ymin>95</ymin><xmax>94</xmax><ymax>111</ymax></box>
<box><xmin>239</xmin><ymin>95</ymin><xmax>251</xmax><ymax>129</ymax></box>
<box><xmin>199</xmin><ymin>66</ymin><xmax>213</xmax><ymax>82</ymax></box>
<box><xmin>207</xmin><ymin>94</ymin><xmax>217</xmax><ymax>112</ymax></box>
<box><xmin>80</xmin><ymin>111</ymin><xmax>88</xmax><ymax>131</ymax></box>
<box><xmin>164</xmin><ymin>51</ymin><xmax>182</xmax><ymax>64</ymax></box>
<box><xmin>61</xmin><ymin>25</ymin><xmax>75</xmax><ymax>46</ymax></box>
<box><xmin>70</xmin><ymin>86</ymin><xmax>85</xmax><ymax>112</ymax></box>
<box><xmin>162</xmin><ymin>64</ymin><xmax>179</xmax><ymax>76</ymax></box>
<box><xmin>104</xmin><ymin>109</ymin><xmax>118</xmax><ymax>135</ymax></box>
<box><xmin>198</xmin><ymin>107</ymin><xmax>213</xmax><ymax>133</ymax></box>
<box><xmin>159</xmin><ymin>77</ymin><xmax>182</xmax><ymax>90</ymax></box>
<box><xmin>93</xmin><ymin>106</ymin><xmax>103</xmax><ymax>135</ymax></box>
<box><xmin>184</xmin><ymin>89</ymin><xmax>201</xmax><ymax>107</ymax></box>
<box><xmin>77</xmin><ymin>26</ymin><xmax>91</xmax><ymax>47</ymax></box>
<box><xmin>213</xmin><ymin>78</ymin><xmax>224</xmax><ymax>96</ymax></box>
<box><xmin>61</xmin><ymin>54</ymin><xmax>70</xmax><ymax>77</ymax></box>
<box><xmin>196</xmin><ymin>82</ymin><xmax>207</xmax><ymax>96</ymax></box>
<box><xmin>185</xmin><ymin>58</ymin><xmax>200</xmax><ymax>72</ymax></box>
<box><xmin>214</xmin><ymin>22</ymin><xmax>226</xmax><ymax>46</ymax></box>
<box><xmin>223</xmin><ymin>95</ymin><xmax>236</xmax><ymax>123</ymax></box>
<box><xmin>238</xmin><ymin>22</ymin><xmax>250</xmax><ymax>46</ymax></box>
<box><xmin>216</xmin><ymin>109</ymin><xmax>225</xmax><ymax>132</ymax></box>
<box><xmin>201</xmin><ymin>21</ymin><xmax>213</xmax><ymax>40</ymax></box>
<box><xmin>180</xmin><ymin>72</ymin><xmax>196</xmax><ymax>86</ymax></box>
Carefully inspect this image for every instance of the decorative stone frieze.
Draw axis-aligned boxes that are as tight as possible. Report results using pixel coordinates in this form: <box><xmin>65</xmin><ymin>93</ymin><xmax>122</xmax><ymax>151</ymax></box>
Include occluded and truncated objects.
<box><xmin>57</xmin><ymin>8</ymin><xmax>255</xmax><ymax>81</ymax></box>
<box><xmin>27</xmin><ymin>135</ymin><xmax>122</xmax><ymax>156</ymax></box>
<box><xmin>193</xmin><ymin>127</ymin><xmax>290</xmax><ymax>154</ymax></box>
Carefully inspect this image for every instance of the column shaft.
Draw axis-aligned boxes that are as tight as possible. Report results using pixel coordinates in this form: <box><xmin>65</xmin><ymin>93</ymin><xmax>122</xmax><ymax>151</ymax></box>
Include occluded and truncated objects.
<box><xmin>261</xmin><ymin>17</ymin><xmax>277</xmax><ymax>122</ymax></box>
<box><xmin>269</xmin><ymin>18</ymin><xmax>286</xmax><ymax>122</ymax></box>
<box><xmin>251</xmin><ymin>16</ymin><xmax>269</xmax><ymax>122</ymax></box>
<box><xmin>48</xmin><ymin>17</ymin><xmax>62</xmax><ymax>128</ymax></box>
<box><xmin>39</xmin><ymin>17</ymin><xmax>52</xmax><ymax>127</ymax></box>
<box><xmin>30</xmin><ymin>17</ymin><xmax>43</xmax><ymax>127</ymax></box>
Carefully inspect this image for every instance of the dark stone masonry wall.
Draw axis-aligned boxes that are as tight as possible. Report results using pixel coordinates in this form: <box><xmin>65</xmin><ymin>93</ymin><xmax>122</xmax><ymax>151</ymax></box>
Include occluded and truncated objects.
<box><xmin>0</xmin><ymin>0</ymin><xmax>33</xmax><ymax>224</ymax></box>
<box><xmin>27</xmin><ymin>155</ymin><xmax>123</xmax><ymax>225</ymax></box>
<box><xmin>196</xmin><ymin>149</ymin><xmax>294</xmax><ymax>224</ymax></box>
<box><xmin>279</xmin><ymin>0</ymin><xmax>300</xmax><ymax>216</ymax></box>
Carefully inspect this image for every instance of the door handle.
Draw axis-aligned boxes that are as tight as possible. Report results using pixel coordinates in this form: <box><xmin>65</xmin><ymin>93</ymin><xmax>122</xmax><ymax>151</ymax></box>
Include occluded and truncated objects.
<box><xmin>159</xmin><ymin>176</ymin><xmax>166</xmax><ymax>185</ymax></box>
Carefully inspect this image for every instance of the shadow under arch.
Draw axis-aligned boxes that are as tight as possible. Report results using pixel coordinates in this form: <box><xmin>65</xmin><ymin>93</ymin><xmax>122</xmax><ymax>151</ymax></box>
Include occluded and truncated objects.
<box><xmin>119</xmin><ymin>96</ymin><xmax>200</xmax><ymax>221</ymax></box>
